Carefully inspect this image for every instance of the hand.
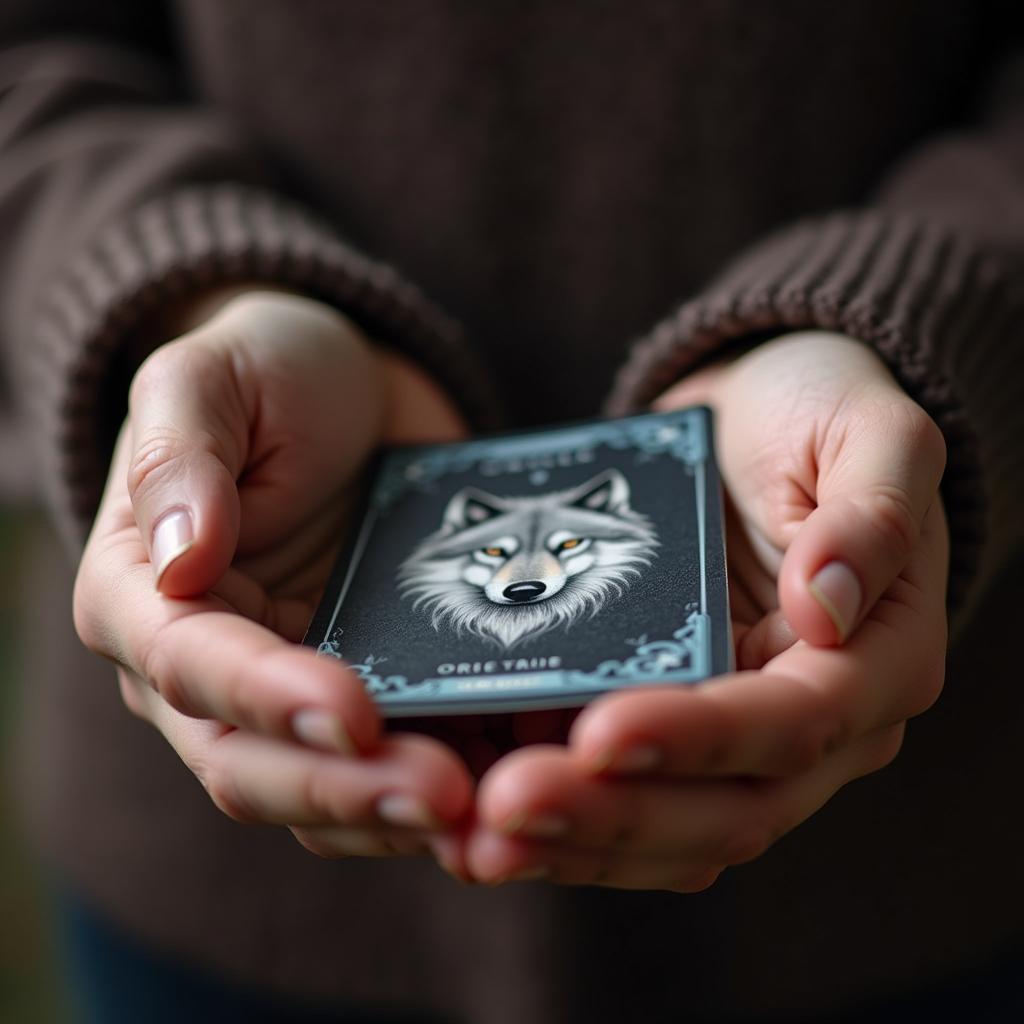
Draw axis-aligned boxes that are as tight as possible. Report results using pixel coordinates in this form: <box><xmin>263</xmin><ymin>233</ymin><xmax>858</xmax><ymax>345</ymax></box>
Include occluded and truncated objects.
<box><xmin>462</xmin><ymin>332</ymin><xmax>949</xmax><ymax>889</ymax></box>
<box><xmin>74</xmin><ymin>290</ymin><xmax>474</xmax><ymax>862</ymax></box>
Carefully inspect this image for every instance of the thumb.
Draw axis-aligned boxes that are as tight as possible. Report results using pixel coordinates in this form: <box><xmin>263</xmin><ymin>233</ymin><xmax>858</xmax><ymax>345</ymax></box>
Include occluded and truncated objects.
<box><xmin>127</xmin><ymin>339</ymin><xmax>245</xmax><ymax>597</ymax></box>
<box><xmin>778</xmin><ymin>402</ymin><xmax>946</xmax><ymax>645</ymax></box>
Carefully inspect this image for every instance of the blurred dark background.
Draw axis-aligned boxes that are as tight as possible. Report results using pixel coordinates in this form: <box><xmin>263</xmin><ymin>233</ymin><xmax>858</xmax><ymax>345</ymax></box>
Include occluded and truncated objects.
<box><xmin>0</xmin><ymin>1</ymin><xmax>174</xmax><ymax>1013</ymax></box>
<box><xmin>0</xmin><ymin>508</ymin><xmax>62</xmax><ymax>1021</ymax></box>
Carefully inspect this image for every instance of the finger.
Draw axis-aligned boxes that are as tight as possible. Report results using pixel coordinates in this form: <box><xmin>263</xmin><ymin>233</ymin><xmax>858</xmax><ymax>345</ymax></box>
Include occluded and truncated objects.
<box><xmin>206</xmin><ymin>732</ymin><xmax>474</xmax><ymax>829</ymax></box>
<box><xmin>83</xmin><ymin>558</ymin><xmax>375</xmax><ymax>751</ymax></box>
<box><xmin>207</xmin><ymin>567</ymin><xmax>314</xmax><ymax>643</ymax></box>
<box><xmin>572</xmin><ymin>676</ymin><xmax>848</xmax><ymax>780</ymax></box>
<box><xmin>231</xmin><ymin>493</ymin><xmax>352</xmax><ymax>597</ymax></box>
<box><xmin>77</xmin><ymin>483</ymin><xmax>380</xmax><ymax>753</ymax></box>
<box><xmin>144</xmin><ymin>604</ymin><xmax>381</xmax><ymax>752</ymax></box>
<box><xmin>735</xmin><ymin>609</ymin><xmax>798</xmax><ymax>670</ymax></box>
<box><xmin>569</xmin><ymin>653</ymin><xmax>917</xmax><ymax>783</ymax></box>
<box><xmin>424</xmin><ymin>831</ymin><xmax>475</xmax><ymax>882</ymax></box>
<box><xmin>779</xmin><ymin>396</ymin><xmax>946</xmax><ymax>644</ymax></box>
<box><xmin>136</xmin><ymin>681</ymin><xmax>473</xmax><ymax>829</ymax></box>
<box><xmin>466</xmin><ymin>825</ymin><xmax>720</xmax><ymax>891</ymax></box>
<box><xmin>570</xmin><ymin>504</ymin><xmax>946</xmax><ymax>780</ymax></box>
<box><xmin>127</xmin><ymin>336</ymin><xmax>246</xmax><ymax>597</ymax></box>
<box><xmin>291</xmin><ymin>826</ymin><xmax>432</xmax><ymax>859</ymax></box>
<box><xmin>476</xmin><ymin>745</ymin><xmax>763</xmax><ymax>858</ymax></box>
<box><xmin>724</xmin><ymin>490</ymin><xmax>782</xmax><ymax>621</ymax></box>
<box><xmin>470</xmin><ymin>727</ymin><xmax>903</xmax><ymax>878</ymax></box>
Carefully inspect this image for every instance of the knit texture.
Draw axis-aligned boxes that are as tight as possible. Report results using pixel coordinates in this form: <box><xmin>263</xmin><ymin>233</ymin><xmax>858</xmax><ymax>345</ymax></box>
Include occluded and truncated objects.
<box><xmin>608</xmin><ymin>210</ymin><xmax>1021</xmax><ymax>616</ymax></box>
<box><xmin>29</xmin><ymin>184</ymin><xmax>501</xmax><ymax>550</ymax></box>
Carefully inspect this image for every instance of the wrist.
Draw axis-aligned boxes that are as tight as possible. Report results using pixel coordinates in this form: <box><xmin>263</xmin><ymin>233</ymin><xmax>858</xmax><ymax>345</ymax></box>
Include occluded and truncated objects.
<box><xmin>133</xmin><ymin>284</ymin><xmax>468</xmax><ymax>445</ymax></box>
<box><xmin>652</xmin><ymin>330</ymin><xmax>898</xmax><ymax>413</ymax></box>
<box><xmin>159</xmin><ymin>283</ymin><xmax>303</xmax><ymax>339</ymax></box>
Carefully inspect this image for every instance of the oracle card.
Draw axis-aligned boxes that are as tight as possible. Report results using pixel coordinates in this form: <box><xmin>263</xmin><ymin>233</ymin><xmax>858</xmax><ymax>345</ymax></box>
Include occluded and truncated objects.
<box><xmin>304</xmin><ymin>407</ymin><xmax>731</xmax><ymax>716</ymax></box>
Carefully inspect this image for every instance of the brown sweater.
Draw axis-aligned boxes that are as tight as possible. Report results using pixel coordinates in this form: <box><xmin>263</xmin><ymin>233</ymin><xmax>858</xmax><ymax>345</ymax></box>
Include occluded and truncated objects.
<box><xmin>2</xmin><ymin>2</ymin><xmax>1024</xmax><ymax>1021</ymax></box>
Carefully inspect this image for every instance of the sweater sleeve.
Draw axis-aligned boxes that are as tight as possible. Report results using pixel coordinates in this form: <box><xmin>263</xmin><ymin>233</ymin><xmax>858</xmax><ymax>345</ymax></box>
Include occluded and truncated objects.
<box><xmin>0</xmin><ymin>36</ymin><xmax>500</xmax><ymax>551</ymax></box>
<box><xmin>607</xmin><ymin>52</ymin><xmax>1024</xmax><ymax>621</ymax></box>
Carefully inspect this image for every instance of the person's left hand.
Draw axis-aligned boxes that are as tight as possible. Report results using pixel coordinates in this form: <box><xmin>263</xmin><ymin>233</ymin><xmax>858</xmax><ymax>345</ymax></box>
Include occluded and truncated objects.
<box><xmin>459</xmin><ymin>331</ymin><xmax>950</xmax><ymax>889</ymax></box>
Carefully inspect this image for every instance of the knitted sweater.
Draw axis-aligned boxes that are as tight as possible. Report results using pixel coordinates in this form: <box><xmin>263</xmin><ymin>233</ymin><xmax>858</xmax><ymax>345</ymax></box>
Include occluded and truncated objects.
<box><xmin>2</xmin><ymin>2</ymin><xmax>1022</xmax><ymax>1021</ymax></box>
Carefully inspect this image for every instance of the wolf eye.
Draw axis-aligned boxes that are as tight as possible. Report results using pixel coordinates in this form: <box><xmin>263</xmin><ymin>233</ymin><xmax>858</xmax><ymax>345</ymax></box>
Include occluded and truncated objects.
<box><xmin>481</xmin><ymin>546</ymin><xmax>506</xmax><ymax>558</ymax></box>
<box><xmin>558</xmin><ymin>538</ymin><xmax>582</xmax><ymax>551</ymax></box>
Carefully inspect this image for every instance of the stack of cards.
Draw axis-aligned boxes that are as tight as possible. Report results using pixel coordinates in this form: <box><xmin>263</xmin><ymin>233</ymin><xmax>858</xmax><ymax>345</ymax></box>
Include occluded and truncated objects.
<box><xmin>304</xmin><ymin>407</ymin><xmax>731</xmax><ymax>716</ymax></box>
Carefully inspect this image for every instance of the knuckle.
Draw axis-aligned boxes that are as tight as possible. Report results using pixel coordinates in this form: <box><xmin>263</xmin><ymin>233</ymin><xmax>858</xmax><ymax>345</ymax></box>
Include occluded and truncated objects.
<box><xmin>127</xmin><ymin>346</ymin><xmax>172</xmax><ymax>409</ymax></box>
<box><xmin>861</xmin><ymin>485</ymin><xmax>920</xmax><ymax>564</ymax></box>
<box><xmin>299</xmin><ymin>769</ymin><xmax>341</xmax><ymax>825</ymax></box>
<box><xmin>217</xmin><ymin>661</ymin><xmax>276</xmax><ymax>733</ymax></box>
<box><xmin>698</xmin><ymin>695</ymin><xmax>742</xmax><ymax>772</ymax></box>
<box><xmin>606</xmin><ymin>797</ymin><xmax>643</xmax><ymax>849</ymax></box>
<box><xmin>906</xmin><ymin>654</ymin><xmax>947</xmax><ymax>719</ymax></box>
<box><xmin>718</xmin><ymin>825</ymin><xmax>773</xmax><ymax>866</ymax></box>
<box><xmin>290</xmin><ymin>829</ymin><xmax>345</xmax><ymax>860</ymax></box>
<box><xmin>865</xmin><ymin>725</ymin><xmax>905</xmax><ymax>775</ymax></box>
<box><xmin>795</xmin><ymin>712</ymin><xmax>849</xmax><ymax>772</ymax></box>
<box><xmin>921</xmin><ymin>654</ymin><xmax>947</xmax><ymax>711</ymax></box>
<box><xmin>780</xmin><ymin>677</ymin><xmax>849</xmax><ymax>774</ymax></box>
<box><xmin>130</xmin><ymin>340</ymin><xmax>218</xmax><ymax>409</ymax></box>
<box><xmin>217</xmin><ymin>667</ymin><xmax>252</xmax><ymax>726</ymax></box>
<box><xmin>673</xmin><ymin>865</ymin><xmax>723</xmax><ymax>893</ymax></box>
<box><xmin>139</xmin><ymin>625</ymin><xmax>194</xmax><ymax>715</ymax></box>
<box><xmin>301</xmin><ymin>827</ymin><xmax>390</xmax><ymax>858</ymax></box>
<box><xmin>898</xmin><ymin>402</ymin><xmax>947</xmax><ymax>481</ymax></box>
<box><xmin>126</xmin><ymin>432</ymin><xmax>183</xmax><ymax>504</ymax></box>
<box><xmin>203</xmin><ymin>765</ymin><xmax>257</xmax><ymax>824</ymax></box>
<box><xmin>211</xmin><ymin>290</ymin><xmax>282</xmax><ymax>325</ymax></box>
<box><xmin>890</xmin><ymin>643</ymin><xmax>947</xmax><ymax>723</ymax></box>
<box><xmin>116</xmin><ymin>669</ymin><xmax>149</xmax><ymax>720</ymax></box>
<box><xmin>127</xmin><ymin>343</ymin><xmax>235</xmax><ymax>507</ymax></box>
<box><xmin>71</xmin><ymin>570</ymin><xmax>102</xmax><ymax>653</ymax></box>
<box><xmin>782</xmin><ymin>724</ymin><xmax>831</xmax><ymax>774</ymax></box>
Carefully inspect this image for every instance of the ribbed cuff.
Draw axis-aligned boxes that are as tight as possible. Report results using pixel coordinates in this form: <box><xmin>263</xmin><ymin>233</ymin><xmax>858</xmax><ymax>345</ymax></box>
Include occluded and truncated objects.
<box><xmin>608</xmin><ymin>211</ymin><xmax>1022</xmax><ymax>615</ymax></box>
<box><xmin>28</xmin><ymin>184</ymin><xmax>501</xmax><ymax>547</ymax></box>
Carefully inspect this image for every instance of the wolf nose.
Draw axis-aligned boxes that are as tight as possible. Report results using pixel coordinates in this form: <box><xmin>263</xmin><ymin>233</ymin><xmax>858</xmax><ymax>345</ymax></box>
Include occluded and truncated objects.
<box><xmin>503</xmin><ymin>581</ymin><xmax>547</xmax><ymax>602</ymax></box>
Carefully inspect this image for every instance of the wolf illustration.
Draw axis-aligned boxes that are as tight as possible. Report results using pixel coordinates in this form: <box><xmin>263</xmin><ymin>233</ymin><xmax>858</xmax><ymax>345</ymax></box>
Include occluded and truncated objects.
<box><xmin>398</xmin><ymin>469</ymin><xmax>659</xmax><ymax>649</ymax></box>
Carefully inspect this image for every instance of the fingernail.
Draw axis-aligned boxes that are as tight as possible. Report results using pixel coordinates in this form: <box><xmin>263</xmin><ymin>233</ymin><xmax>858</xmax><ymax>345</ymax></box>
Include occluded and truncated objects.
<box><xmin>427</xmin><ymin>836</ymin><xmax>476</xmax><ymax>884</ymax></box>
<box><xmin>515</xmin><ymin>814</ymin><xmax>571</xmax><ymax>839</ymax></box>
<box><xmin>593</xmin><ymin>744</ymin><xmax>662</xmax><ymax>775</ymax></box>
<box><xmin>152</xmin><ymin>509</ymin><xmax>194</xmax><ymax>589</ymax></box>
<box><xmin>376</xmin><ymin>793</ymin><xmax>442</xmax><ymax>830</ymax></box>
<box><xmin>292</xmin><ymin>709</ymin><xmax>355</xmax><ymax>755</ymax></box>
<box><xmin>808</xmin><ymin>561</ymin><xmax>862</xmax><ymax>643</ymax></box>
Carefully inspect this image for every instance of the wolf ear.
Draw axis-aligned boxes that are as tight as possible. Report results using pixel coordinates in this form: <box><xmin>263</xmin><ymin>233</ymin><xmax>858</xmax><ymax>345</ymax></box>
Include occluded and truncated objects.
<box><xmin>567</xmin><ymin>469</ymin><xmax>631</xmax><ymax>514</ymax></box>
<box><xmin>442</xmin><ymin>487</ymin><xmax>506</xmax><ymax>532</ymax></box>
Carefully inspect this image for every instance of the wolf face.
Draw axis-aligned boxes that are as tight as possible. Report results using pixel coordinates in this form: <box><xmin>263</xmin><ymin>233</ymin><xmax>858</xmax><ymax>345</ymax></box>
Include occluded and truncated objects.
<box><xmin>398</xmin><ymin>469</ymin><xmax>659</xmax><ymax>649</ymax></box>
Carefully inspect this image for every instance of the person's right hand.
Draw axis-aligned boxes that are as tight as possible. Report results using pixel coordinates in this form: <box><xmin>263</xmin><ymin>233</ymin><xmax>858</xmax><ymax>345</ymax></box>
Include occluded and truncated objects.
<box><xmin>73</xmin><ymin>290</ymin><xmax>475</xmax><ymax>864</ymax></box>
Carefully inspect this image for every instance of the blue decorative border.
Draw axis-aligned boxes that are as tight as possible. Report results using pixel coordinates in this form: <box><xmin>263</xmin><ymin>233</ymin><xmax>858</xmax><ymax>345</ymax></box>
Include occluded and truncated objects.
<box><xmin>372</xmin><ymin>410</ymin><xmax>707</xmax><ymax>512</ymax></box>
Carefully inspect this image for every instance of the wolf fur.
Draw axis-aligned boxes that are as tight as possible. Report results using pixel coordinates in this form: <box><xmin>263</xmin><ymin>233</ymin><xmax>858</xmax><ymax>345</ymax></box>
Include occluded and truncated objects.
<box><xmin>398</xmin><ymin>469</ymin><xmax>659</xmax><ymax>649</ymax></box>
